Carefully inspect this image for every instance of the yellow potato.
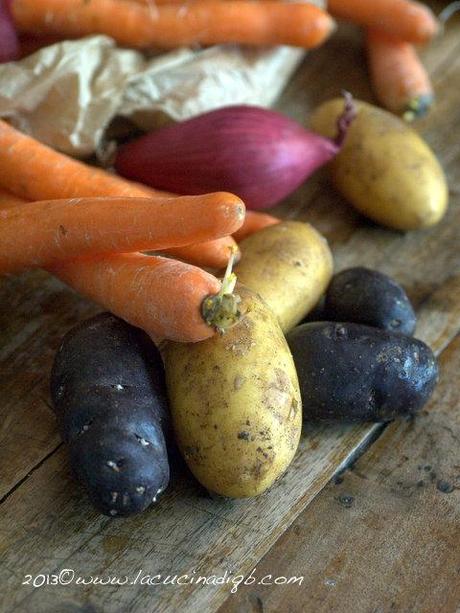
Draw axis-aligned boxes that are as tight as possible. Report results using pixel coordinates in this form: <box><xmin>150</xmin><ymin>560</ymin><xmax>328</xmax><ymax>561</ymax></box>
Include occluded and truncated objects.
<box><xmin>164</xmin><ymin>285</ymin><xmax>302</xmax><ymax>498</ymax></box>
<box><xmin>234</xmin><ymin>221</ymin><xmax>333</xmax><ymax>332</ymax></box>
<box><xmin>310</xmin><ymin>98</ymin><xmax>448</xmax><ymax>230</ymax></box>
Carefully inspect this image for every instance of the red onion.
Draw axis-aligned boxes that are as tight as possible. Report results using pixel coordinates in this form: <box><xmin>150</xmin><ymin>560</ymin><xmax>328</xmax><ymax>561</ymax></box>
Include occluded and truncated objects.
<box><xmin>0</xmin><ymin>0</ymin><xmax>19</xmax><ymax>63</ymax></box>
<box><xmin>115</xmin><ymin>94</ymin><xmax>356</xmax><ymax>210</ymax></box>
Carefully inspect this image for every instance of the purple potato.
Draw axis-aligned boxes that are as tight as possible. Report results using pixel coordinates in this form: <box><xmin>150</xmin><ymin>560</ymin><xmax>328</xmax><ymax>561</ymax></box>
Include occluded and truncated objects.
<box><xmin>287</xmin><ymin>321</ymin><xmax>438</xmax><ymax>422</ymax></box>
<box><xmin>324</xmin><ymin>267</ymin><xmax>416</xmax><ymax>335</ymax></box>
<box><xmin>51</xmin><ymin>313</ymin><xmax>170</xmax><ymax>517</ymax></box>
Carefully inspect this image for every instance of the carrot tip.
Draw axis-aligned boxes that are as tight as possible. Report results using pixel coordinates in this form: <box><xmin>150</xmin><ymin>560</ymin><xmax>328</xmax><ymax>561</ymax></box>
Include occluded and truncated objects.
<box><xmin>402</xmin><ymin>93</ymin><xmax>434</xmax><ymax>121</ymax></box>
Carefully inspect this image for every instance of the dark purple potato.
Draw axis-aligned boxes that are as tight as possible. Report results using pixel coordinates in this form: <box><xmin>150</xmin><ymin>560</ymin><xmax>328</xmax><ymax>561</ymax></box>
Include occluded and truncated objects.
<box><xmin>51</xmin><ymin>313</ymin><xmax>170</xmax><ymax>517</ymax></box>
<box><xmin>287</xmin><ymin>322</ymin><xmax>438</xmax><ymax>422</ymax></box>
<box><xmin>324</xmin><ymin>267</ymin><xmax>416</xmax><ymax>335</ymax></box>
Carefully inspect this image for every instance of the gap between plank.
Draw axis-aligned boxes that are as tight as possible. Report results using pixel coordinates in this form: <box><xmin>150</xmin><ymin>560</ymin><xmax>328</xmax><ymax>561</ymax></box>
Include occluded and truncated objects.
<box><xmin>0</xmin><ymin>443</ymin><xmax>63</xmax><ymax>507</ymax></box>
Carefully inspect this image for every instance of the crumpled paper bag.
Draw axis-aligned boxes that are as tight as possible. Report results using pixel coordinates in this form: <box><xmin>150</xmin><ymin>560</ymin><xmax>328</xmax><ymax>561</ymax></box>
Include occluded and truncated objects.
<box><xmin>0</xmin><ymin>0</ymin><xmax>324</xmax><ymax>157</ymax></box>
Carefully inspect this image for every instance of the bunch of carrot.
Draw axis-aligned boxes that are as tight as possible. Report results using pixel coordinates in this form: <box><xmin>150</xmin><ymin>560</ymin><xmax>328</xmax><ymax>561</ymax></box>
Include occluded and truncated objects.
<box><xmin>5</xmin><ymin>0</ymin><xmax>440</xmax><ymax>50</ymax></box>
<box><xmin>0</xmin><ymin>0</ymin><xmax>446</xmax><ymax>344</ymax></box>
<box><xmin>3</xmin><ymin>0</ymin><xmax>443</xmax><ymax>120</ymax></box>
<box><xmin>0</xmin><ymin>119</ymin><xmax>279</xmax><ymax>343</ymax></box>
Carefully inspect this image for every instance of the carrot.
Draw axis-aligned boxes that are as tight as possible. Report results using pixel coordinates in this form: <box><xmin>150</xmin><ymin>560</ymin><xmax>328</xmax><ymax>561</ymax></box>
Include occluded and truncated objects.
<box><xmin>50</xmin><ymin>252</ymin><xmax>239</xmax><ymax>343</ymax></box>
<box><xmin>0</xmin><ymin>187</ymin><xmax>26</xmax><ymax>209</ymax></box>
<box><xmin>0</xmin><ymin>119</ymin><xmax>156</xmax><ymax>201</ymax></box>
<box><xmin>0</xmin><ymin>119</ymin><xmax>236</xmax><ymax>268</ymax></box>
<box><xmin>0</xmin><ymin>194</ymin><xmax>244</xmax><ymax>274</ymax></box>
<box><xmin>11</xmin><ymin>0</ymin><xmax>335</xmax><ymax>49</ymax></box>
<box><xmin>0</xmin><ymin>184</ymin><xmax>240</xmax><ymax>269</ymax></box>
<box><xmin>366</xmin><ymin>28</ymin><xmax>433</xmax><ymax>120</ymax></box>
<box><xmin>126</xmin><ymin>0</ymin><xmax>175</xmax><ymax>4</ymax></box>
<box><xmin>165</xmin><ymin>236</ymin><xmax>240</xmax><ymax>270</ymax></box>
<box><xmin>328</xmin><ymin>0</ymin><xmax>439</xmax><ymax>44</ymax></box>
<box><xmin>126</xmin><ymin>0</ymin><xmax>206</xmax><ymax>4</ymax></box>
<box><xmin>233</xmin><ymin>210</ymin><xmax>280</xmax><ymax>243</ymax></box>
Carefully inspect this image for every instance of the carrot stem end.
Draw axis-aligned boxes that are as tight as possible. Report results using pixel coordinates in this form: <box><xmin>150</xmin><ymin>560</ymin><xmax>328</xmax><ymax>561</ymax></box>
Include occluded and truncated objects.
<box><xmin>201</xmin><ymin>247</ymin><xmax>241</xmax><ymax>334</ymax></box>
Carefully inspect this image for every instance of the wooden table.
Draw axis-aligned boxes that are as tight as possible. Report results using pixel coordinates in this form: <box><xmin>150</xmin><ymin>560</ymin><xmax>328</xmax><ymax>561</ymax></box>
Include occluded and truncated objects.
<box><xmin>1</xmin><ymin>4</ymin><xmax>459</xmax><ymax>612</ymax></box>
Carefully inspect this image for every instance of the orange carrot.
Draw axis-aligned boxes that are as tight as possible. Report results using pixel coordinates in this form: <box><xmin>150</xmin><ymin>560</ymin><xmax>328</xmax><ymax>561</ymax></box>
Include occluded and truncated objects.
<box><xmin>233</xmin><ymin>210</ymin><xmax>280</xmax><ymax>243</ymax></box>
<box><xmin>366</xmin><ymin>28</ymin><xmax>433</xmax><ymax>120</ymax></box>
<box><xmin>11</xmin><ymin>0</ymin><xmax>335</xmax><ymax>49</ymax></box>
<box><xmin>0</xmin><ymin>119</ymin><xmax>236</xmax><ymax>268</ymax></box>
<box><xmin>0</xmin><ymin>187</ymin><xmax>25</xmax><ymax>209</ymax></box>
<box><xmin>50</xmin><ymin>253</ymin><xmax>231</xmax><ymax>343</ymax></box>
<box><xmin>0</xmin><ymin>119</ymin><xmax>156</xmax><ymax>201</ymax></box>
<box><xmin>328</xmin><ymin>0</ymin><xmax>439</xmax><ymax>44</ymax></box>
<box><xmin>165</xmin><ymin>236</ymin><xmax>240</xmax><ymax>270</ymax></box>
<box><xmin>0</xmin><ymin>194</ymin><xmax>244</xmax><ymax>274</ymax></box>
<box><xmin>127</xmin><ymin>0</ymin><xmax>175</xmax><ymax>4</ymax></box>
<box><xmin>126</xmin><ymin>0</ymin><xmax>209</xmax><ymax>4</ymax></box>
<box><xmin>0</xmin><ymin>184</ymin><xmax>240</xmax><ymax>269</ymax></box>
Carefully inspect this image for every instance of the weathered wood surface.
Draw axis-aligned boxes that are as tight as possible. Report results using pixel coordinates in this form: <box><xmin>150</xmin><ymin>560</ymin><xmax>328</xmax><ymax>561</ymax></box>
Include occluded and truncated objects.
<box><xmin>220</xmin><ymin>334</ymin><xmax>460</xmax><ymax>613</ymax></box>
<box><xmin>0</xmin><ymin>3</ymin><xmax>459</xmax><ymax>611</ymax></box>
<box><xmin>0</xmin><ymin>272</ymin><xmax>99</xmax><ymax>500</ymax></box>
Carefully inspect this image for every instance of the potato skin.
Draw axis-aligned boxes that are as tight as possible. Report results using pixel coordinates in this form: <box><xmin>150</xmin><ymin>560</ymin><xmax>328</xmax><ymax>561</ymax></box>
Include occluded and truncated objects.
<box><xmin>234</xmin><ymin>221</ymin><xmax>333</xmax><ymax>332</ymax></box>
<box><xmin>51</xmin><ymin>313</ymin><xmax>170</xmax><ymax>517</ymax></box>
<box><xmin>287</xmin><ymin>322</ymin><xmax>438</xmax><ymax>422</ymax></box>
<box><xmin>324</xmin><ymin>267</ymin><xmax>416</xmax><ymax>335</ymax></box>
<box><xmin>164</xmin><ymin>286</ymin><xmax>302</xmax><ymax>498</ymax></box>
<box><xmin>310</xmin><ymin>98</ymin><xmax>448</xmax><ymax>230</ymax></box>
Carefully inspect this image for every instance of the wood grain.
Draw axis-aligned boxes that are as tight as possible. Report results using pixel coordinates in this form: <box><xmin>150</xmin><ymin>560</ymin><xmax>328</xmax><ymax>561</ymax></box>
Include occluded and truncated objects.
<box><xmin>0</xmin><ymin>272</ymin><xmax>99</xmax><ymax>499</ymax></box>
<box><xmin>0</xmin><ymin>2</ymin><xmax>459</xmax><ymax>611</ymax></box>
<box><xmin>220</xmin><ymin>334</ymin><xmax>460</xmax><ymax>613</ymax></box>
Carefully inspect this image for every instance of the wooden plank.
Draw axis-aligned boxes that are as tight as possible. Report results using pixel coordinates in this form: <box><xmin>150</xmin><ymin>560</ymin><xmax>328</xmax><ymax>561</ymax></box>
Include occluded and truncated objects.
<box><xmin>0</xmin><ymin>272</ymin><xmax>98</xmax><ymax>499</ymax></box>
<box><xmin>220</xmin><ymin>333</ymin><xmax>460</xmax><ymax>613</ymax></box>
<box><xmin>0</xmin><ymin>426</ymin><xmax>379</xmax><ymax>612</ymax></box>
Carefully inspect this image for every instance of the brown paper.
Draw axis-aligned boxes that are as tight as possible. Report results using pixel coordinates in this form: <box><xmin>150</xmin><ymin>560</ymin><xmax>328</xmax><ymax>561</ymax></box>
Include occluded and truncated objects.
<box><xmin>0</xmin><ymin>0</ymin><xmax>324</xmax><ymax>157</ymax></box>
